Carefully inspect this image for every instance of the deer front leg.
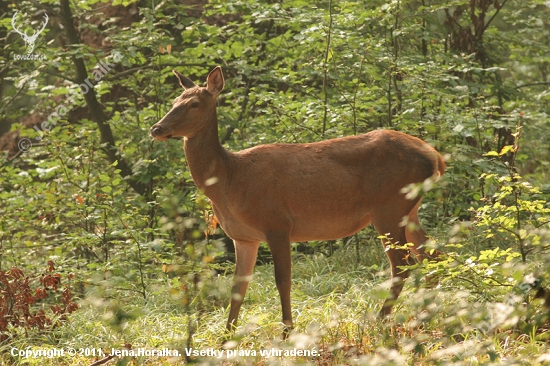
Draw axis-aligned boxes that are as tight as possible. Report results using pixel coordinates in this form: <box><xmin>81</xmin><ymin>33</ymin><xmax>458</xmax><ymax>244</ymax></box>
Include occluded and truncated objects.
<box><xmin>226</xmin><ymin>240</ymin><xmax>260</xmax><ymax>334</ymax></box>
<box><xmin>266</xmin><ymin>233</ymin><xmax>293</xmax><ymax>339</ymax></box>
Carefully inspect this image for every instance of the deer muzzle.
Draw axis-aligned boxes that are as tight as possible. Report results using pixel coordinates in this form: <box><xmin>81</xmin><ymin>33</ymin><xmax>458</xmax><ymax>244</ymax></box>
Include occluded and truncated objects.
<box><xmin>150</xmin><ymin>124</ymin><xmax>171</xmax><ymax>141</ymax></box>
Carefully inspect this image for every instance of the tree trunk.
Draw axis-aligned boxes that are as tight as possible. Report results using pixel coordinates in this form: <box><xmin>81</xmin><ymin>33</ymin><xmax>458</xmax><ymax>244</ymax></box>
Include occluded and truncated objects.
<box><xmin>59</xmin><ymin>0</ymin><xmax>146</xmax><ymax>196</ymax></box>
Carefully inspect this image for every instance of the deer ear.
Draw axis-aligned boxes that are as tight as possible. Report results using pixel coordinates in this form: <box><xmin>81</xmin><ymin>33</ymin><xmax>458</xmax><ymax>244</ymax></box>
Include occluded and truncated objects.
<box><xmin>206</xmin><ymin>66</ymin><xmax>224</xmax><ymax>96</ymax></box>
<box><xmin>173</xmin><ymin>70</ymin><xmax>196</xmax><ymax>90</ymax></box>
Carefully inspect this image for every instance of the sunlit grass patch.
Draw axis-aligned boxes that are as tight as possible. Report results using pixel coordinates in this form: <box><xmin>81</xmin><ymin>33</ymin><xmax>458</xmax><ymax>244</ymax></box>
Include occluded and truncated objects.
<box><xmin>2</xmin><ymin>244</ymin><xmax>549</xmax><ymax>365</ymax></box>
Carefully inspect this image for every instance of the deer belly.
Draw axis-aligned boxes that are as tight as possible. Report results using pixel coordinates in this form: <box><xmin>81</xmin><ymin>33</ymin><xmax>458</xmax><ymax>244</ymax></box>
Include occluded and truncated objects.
<box><xmin>289</xmin><ymin>213</ymin><xmax>372</xmax><ymax>242</ymax></box>
<box><xmin>212</xmin><ymin>205</ymin><xmax>268</xmax><ymax>243</ymax></box>
<box><xmin>213</xmin><ymin>199</ymin><xmax>373</xmax><ymax>243</ymax></box>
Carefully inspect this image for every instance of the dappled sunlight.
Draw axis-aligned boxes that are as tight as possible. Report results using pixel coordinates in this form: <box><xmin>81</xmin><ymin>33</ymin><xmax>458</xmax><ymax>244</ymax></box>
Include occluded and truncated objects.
<box><xmin>2</xmin><ymin>0</ymin><xmax>549</xmax><ymax>364</ymax></box>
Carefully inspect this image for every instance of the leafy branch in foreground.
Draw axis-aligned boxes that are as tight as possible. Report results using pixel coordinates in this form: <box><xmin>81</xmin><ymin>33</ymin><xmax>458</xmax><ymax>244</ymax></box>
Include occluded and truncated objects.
<box><xmin>476</xmin><ymin>121</ymin><xmax>550</xmax><ymax>263</ymax></box>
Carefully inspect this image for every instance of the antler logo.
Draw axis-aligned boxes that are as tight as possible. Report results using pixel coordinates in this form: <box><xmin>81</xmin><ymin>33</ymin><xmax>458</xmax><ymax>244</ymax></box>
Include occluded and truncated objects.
<box><xmin>11</xmin><ymin>11</ymin><xmax>48</xmax><ymax>55</ymax></box>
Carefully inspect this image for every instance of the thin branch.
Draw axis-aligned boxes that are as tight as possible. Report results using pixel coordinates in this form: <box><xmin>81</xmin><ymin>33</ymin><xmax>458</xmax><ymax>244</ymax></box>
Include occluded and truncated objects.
<box><xmin>444</xmin><ymin>8</ymin><xmax>465</xmax><ymax>30</ymax></box>
<box><xmin>534</xmin><ymin>220</ymin><xmax>550</xmax><ymax>229</ymax></box>
<box><xmin>56</xmin><ymin>150</ymin><xmax>84</xmax><ymax>191</ymax></box>
<box><xmin>88</xmin><ymin>355</ymin><xmax>116</xmax><ymax>366</ymax></box>
<box><xmin>322</xmin><ymin>0</ymin><xmax>333</xmax><ymax>136</ymax></box>
<box><xmin>0</xmin><ymin>80</ymin><xmax>28</xmax><ymax>115</ymax></box>
<box><xmin>446</xmin><ymin>252</ymin><xmax>512</xmax><ymax>288</ymax></box>
<box><xmin>104</xmin><ymin>63</ymin><xmax>209</xmax><ymax>81</ymax></box>
<box><xmin>40</xmin><ymin>68</ymin><xmax>77</xmax><ymax>83</ymax></box>
<box><xmin>497</xmin><ymin>223</ymin><xmax>522</xmax><ymax>241</ymax></box>
<box><xmin>483</xmin><ymin>0</ymin><xmax>509</xmax><ymax>33</ymax></box>
<box><xmin>515</xmin><ymin>82</ymin><xmax>550</xmax><ymax>90</ymax></box>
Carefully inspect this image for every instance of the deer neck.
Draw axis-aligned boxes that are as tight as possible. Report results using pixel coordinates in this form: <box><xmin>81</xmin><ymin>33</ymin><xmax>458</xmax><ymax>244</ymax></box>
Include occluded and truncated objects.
<box><xmin>183</xmin><ymin>115</ymin><xmax>230</xmax><ymax>198</ymax></box>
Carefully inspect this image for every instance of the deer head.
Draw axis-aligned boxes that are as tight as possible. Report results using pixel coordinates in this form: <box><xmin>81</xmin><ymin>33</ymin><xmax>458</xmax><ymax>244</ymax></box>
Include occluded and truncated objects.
<box><xmin>150</xmin><ymin>67</ymin><xmax>224</xmax><ymax>141</ymax></box>
<box><xmin>12</xmin><ymin>11</ymin><xmax>49</xmax><ymax>55</ymax></box>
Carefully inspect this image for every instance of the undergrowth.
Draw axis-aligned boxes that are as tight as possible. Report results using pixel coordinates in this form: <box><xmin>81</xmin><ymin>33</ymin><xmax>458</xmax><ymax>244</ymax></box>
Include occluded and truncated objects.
<box><xmin>2</xmin><ymin>243</ymin><xmax>548</xmax><ymax>365</ymax></box>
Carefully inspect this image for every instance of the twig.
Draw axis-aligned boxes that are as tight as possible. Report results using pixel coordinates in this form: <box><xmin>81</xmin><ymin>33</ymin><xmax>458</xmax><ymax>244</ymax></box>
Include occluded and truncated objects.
<box><xmin>103</xmin><ymin>63</ymin><xmax>208</xmax><ymax>81</ymax></box>
<box><xmin>515</xmin><ymin>82</ymin><xmax>550</xmax><ymax>90</ymax></box>
<box><xmin>88</xmin><ymin>355</ymin><xmax>115</xmax><ymax>366</ymax></box>
<box><xmin>0</xmin><ymin>80</ymin><xmax>28</xmax><ymax>115</ymax></box>
<box><xmin>482</xmin><ymin>0</ymin><xmax>509</xmax><ymax>33</ymax></box>
<box><xmin>322</xmin><ymin>0</ymin><xmax>333</xmax><ymax>135</ymax></box>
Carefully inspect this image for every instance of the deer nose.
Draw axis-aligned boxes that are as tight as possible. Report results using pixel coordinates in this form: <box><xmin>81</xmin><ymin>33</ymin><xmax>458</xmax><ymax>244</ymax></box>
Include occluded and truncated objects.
<box><xmin>150</xmin><ymin>125</ymin><xmax>163</xmax><ymax>137</ymax></box>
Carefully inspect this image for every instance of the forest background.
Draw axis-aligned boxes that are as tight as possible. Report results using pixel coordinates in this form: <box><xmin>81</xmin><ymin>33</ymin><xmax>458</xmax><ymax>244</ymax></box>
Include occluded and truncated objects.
<box><xmin>0</xmin><ymin>0</ymin><xmax>549</xmax><ymax>364</ymax></box>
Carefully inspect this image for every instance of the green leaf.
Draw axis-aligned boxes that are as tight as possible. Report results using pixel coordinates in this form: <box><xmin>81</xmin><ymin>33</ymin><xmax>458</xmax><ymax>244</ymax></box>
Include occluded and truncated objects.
<box><xmin>499</xmin><ymin>145</ymin><xmax>515</xmax><ymax>156</ymax></box>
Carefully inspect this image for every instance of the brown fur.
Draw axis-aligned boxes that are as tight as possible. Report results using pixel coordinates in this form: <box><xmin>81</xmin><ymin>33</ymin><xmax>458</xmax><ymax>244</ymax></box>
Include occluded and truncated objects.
<box><xmin>151</xmin><ymin>66</ymin><xmax>445</xmax><ymax>338</ymax></box>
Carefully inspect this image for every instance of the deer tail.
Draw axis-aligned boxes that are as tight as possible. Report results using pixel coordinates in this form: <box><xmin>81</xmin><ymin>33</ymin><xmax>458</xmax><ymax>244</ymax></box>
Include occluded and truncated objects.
<box><xmin>435</xmin><ymin>152</ymin><xmax>446</xmax><ymax>181</ymax></box>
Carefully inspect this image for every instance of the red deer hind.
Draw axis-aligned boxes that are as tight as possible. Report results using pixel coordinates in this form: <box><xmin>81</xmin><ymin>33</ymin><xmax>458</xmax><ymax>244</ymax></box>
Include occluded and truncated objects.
<box><xmin>150</xmin><ymin>66</ymin><xmax>445</xmax><ymax>338</ymax></box>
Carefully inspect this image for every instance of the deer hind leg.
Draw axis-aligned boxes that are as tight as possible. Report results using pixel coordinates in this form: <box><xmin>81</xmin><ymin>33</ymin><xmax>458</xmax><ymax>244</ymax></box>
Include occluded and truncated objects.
<box><xmin>405</xmin><ymin>199</ymin><xmax>440</xmax><ymax>287</ymax></box>
<box><xmin>373</xmin><ymin>209</ymin><xmax>417</xmax><ymax>317</ymax></box>
<box><xmin>265</xmin><ymin>232</ymin><xmax>293</xmax><ymax>339</ymax></box>
<box><xmin>405</xmin><ymin>199</ymin><xmax>439</xmax><ymax>262</ymax></box>
<box><xmin>226</xmin><ymin>240</ymin><xmax>260</xmax><ymax>334</ymax></box>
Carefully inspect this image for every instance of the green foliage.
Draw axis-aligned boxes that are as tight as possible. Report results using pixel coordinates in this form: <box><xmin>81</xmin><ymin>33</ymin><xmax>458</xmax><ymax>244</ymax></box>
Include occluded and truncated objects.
<box><xmin>1</xmin><ymin>0</ymin><xmax>550</xmax><ymax>364</ymax></box>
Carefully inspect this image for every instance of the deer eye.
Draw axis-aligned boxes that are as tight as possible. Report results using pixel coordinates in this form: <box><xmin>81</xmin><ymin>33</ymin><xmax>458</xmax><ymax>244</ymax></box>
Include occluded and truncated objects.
<box><xmin>190</xmin><ymin>102</ymin><xmax>199</xmax><ymax>108</ymax></box>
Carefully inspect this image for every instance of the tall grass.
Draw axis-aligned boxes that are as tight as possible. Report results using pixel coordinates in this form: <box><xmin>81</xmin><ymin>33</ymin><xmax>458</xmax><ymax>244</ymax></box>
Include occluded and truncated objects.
<box><xmin>2</xmin><ymin>243</ymin><xmax>548</xmax><ymax>365</ymax></box>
